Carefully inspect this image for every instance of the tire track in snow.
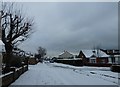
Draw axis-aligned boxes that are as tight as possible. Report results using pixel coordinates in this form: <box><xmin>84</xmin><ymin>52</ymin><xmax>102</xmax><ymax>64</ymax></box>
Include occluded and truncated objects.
<box><xmin>73</xmin><ymin>69</ymin><xmax>118</xmax><ymax>85</ymax></box>
<box><xmin>48</xmin><ymin>63</ymin><xmax>118</xmax><ymax>85</ymax></box>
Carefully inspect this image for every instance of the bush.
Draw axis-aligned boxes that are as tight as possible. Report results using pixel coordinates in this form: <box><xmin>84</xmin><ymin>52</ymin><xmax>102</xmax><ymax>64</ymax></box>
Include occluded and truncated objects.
<box><xmin>2</xmin><ymin>67</ymin><xmax>11</xmax><ymax>74</ymax></box>
<box><xmin>10</xmin><ymin>55</ymin><xmax>22</xmax><ymax>68</ymax></box>
<box><xmin>111</xmin><ymin>65</ymin><xmax>120</xmax><ymax>73</ymax></box>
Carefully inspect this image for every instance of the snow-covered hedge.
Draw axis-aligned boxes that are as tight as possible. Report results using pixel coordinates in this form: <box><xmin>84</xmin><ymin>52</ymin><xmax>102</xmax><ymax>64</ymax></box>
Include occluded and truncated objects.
<box><xmin>1</xmin><ymin>65</ymin><xmax>28</xmax><ymax>87</ymax></box>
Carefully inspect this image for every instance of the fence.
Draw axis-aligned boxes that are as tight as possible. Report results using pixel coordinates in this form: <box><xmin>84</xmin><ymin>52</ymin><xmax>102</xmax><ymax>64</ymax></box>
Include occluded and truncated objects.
<box><xmin>1</xmin><ymin>65</ymin><xmax>28</xmax><ymax>87</ymax></box>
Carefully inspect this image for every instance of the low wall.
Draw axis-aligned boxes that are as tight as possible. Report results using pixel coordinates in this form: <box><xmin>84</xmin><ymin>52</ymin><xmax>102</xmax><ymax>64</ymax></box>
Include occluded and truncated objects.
<box><xmin>2</xmin><ymin>72</ymin><xmax>14</xmax><ymax>87</ymax></box>
<box><xmin>1</xmin><ymin>65</ymin><xmax>28</xmax><ymax>87</ymax></box>
<box><xmin>54</xmin><ymin>60</ymin><xmax>83</xmax><ymax>66</ymax></box>
<box><xmin>54</xmin><ymin>60</ymin><xmax>112</xmax><ymax>67</ymax></box>
<box><xmin>84</xmin><ymin>63</ymin><xmax>112</xmax><ymax>67</ymax></box>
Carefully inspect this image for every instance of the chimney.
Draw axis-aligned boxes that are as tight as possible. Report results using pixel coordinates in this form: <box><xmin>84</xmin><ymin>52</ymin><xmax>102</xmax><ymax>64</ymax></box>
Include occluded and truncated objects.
<box><xmin>92</xmin><ymin>50</ymin><xmax>96</xmax><ymax>56</ymax></box>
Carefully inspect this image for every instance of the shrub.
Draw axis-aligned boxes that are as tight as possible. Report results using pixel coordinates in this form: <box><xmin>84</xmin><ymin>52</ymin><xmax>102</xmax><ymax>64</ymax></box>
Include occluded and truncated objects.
<box><xmin>10</xmin><ymin>55</ymin><xmax>22</xmax><ymax>68</ymax></box>
<box><xmin>111</xmin><ymin>65</ymin><xmax>120</xmax><ymax>73</ymax></box>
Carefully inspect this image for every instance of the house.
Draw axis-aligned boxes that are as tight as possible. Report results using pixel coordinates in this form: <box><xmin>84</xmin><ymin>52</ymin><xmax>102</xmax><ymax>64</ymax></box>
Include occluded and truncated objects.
<box><xmin>0</xmin><ymin>28</ymin><xmax>5</xmax><ymax>60</ymax></box>
<box><xmin>0</xmin><ymin>40</ymin><xmax>4</xmax><ymax>72</ymax></box>
<box><xmin>0</xmin><ymin>40</ymin><xmax>4</xmax><ymax>52</ymax></box>
<box><xmin>58</xmin><ymin>50</ymin><xmax>74</xmax><ymax>59</ymax></box>
<box><xmin>77</xmin><ymin>49</ymin><xmax>109</xmax><ymax>64</ymax></box>
<box><xmin>0</xmin><ymin>40</ymin><xmax>5</xmax><ymax>61</ymax></box>
<box><xmin>0</xmin><ymin>27</ymin><xmax>5</xmax><ymax>72</ymax></box>
<box><xmin>55</xmin><ymin>50</ymin><xmax>83</xmax><ymax>66</ymax></box>
<box><xmin>0</xmin><ymin>27</ymin><xmax>4</xmax><ymax>51</ymax></box>
<box><xmin>100</xmin><ymin>49</ymin><xmax>120</xmax><ymax>64</ymax></box>
<box><xmin>77</xmin><ymin>51</ymin><xmax>88</xmax><ymax>64</ymax></box>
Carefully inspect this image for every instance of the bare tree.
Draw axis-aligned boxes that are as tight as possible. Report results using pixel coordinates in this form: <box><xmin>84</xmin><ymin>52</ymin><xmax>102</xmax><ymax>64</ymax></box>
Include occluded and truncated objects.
<box><xmin>0</xmin><ymin>2</ymin><xmax>34</xmax><ymax>67</ymax></box>
<box><xmin>35</xmin><ymin>46</ymin><xmax>47</xmax><ymax>60</ymax></box>
<box><xmin>38</xmin><ymin>46</ymin><xmax>47</xmax><ymax>57</ymax></box>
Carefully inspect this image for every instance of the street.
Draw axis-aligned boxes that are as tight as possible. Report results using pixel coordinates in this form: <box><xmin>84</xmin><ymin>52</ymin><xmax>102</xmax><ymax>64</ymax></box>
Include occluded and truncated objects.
<box><xmin>11</xmin><ymin>62</ymin><xmax>118</xmax><ymax>85</ymax></box>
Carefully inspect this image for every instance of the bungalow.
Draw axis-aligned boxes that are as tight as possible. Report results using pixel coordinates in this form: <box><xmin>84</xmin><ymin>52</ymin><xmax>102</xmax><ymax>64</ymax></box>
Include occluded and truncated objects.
<box><xmin>0</xmin><ymin>29</ymin><xmax>5</xmax><ymax>72</ymax></box>
<box><xmin>77</xmin><ymin>49</ymin><xmax>109</xmax><ymax>64</ymax></box>
<box><xmin>56</xmin><ymin>50</ymin><xmax>83</xmax><ymax>66</ymax></box>
<box><xmin>77</xmin><ymin>51</ymin><xmax>88</xmax><ymax>64</ymax></box>
<box><xmin>58</xmin><ymin>50</ymin><xmax>74</xmax><ymax>59</ymax></box>
<box><xmin>100</xmin><ymin>49</ymin><xmax>120</xmax><ymax>64</ymax></box>
<box><xmin>0</xmin><ymin>27</ymin><xmax>4</xmax><ymax>53</ymax></box>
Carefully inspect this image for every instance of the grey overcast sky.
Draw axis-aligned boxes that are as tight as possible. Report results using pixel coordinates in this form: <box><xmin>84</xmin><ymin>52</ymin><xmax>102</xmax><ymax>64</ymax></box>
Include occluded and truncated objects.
<box><xmin>18</xmin><ymin>2</ymin><xmax>118</xmax><ymax>57</ymax></box>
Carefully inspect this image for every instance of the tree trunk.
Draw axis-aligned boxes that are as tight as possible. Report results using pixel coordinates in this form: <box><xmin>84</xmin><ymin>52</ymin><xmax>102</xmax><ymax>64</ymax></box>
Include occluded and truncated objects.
<box><xmin>4</xmin><ymin>42</ymin><xmax>13</xmax><ymax>67</ymax></box>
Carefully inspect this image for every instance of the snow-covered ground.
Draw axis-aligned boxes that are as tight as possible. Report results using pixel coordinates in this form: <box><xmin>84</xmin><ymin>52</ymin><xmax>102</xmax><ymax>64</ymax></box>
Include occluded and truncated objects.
<box><xmin>11</xmin><ymin>62</ymin><xmax>119</xmax><ymax>85</ymax></box>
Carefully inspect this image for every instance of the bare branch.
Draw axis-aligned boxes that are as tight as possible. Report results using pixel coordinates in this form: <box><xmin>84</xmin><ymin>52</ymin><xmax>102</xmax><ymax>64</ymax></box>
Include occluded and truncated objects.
<box><xmin>1</xmin><ymin>2</ymin><xmax>34</xmax><ymax>54</ymax></box>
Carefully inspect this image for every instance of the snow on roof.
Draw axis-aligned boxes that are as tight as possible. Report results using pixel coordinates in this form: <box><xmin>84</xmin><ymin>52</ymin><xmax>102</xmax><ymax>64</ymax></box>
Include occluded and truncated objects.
<box><xmin>0</xmin><ymin>40</ymin><xmax>5</xmax><ymax>52</ymax></box>
<box><xmin>82</xmin><ymin>50</ymin><xmax>93</xmax><ymax>58</ymax></box>
<box><xmin>82</xmin><ymin>50</ymin><xmax>109</xmax><ymax>58</ymax></box>
<box><xmin>59</xmin><ymin>51</ymin><xmax>73</xmax><ymax>56</ymax></box>
<box><xmin>99</xmin><ymin>50</ymin><xmax>109</xmax><ymax>57</ymax></box>
<box><xmin>0</xmin><ymin>40</ymin><xmax>4</xmax><ymax>45</ymax></box>
<box><xmin>114</xmin><ymin>55</ymin><xmax>120</xmax><ymax>57</ymax></box>
<box><xmin>59</xmin><ymin>50</ymin><xmax>74</xmax><ymax>58</ymax></box>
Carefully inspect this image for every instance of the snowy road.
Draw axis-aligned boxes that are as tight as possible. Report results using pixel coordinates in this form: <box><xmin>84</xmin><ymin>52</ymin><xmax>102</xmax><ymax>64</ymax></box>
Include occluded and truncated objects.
<box><xmin>11</xmin><ymin>63</ymin><xmax>119</xmax><ymax>85</ymax></box>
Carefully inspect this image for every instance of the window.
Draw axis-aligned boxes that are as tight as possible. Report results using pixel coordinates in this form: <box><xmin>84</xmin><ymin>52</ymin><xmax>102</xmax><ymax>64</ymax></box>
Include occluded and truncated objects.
<box><xmin>90</xmin><ymin>59</ymin><xmax>96</xmax><ymax>63</ymax></box>
<box><xmin>101</xmin><ymin>59</ymin><xmax>105</xmax><ymax>63</ymax></box>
